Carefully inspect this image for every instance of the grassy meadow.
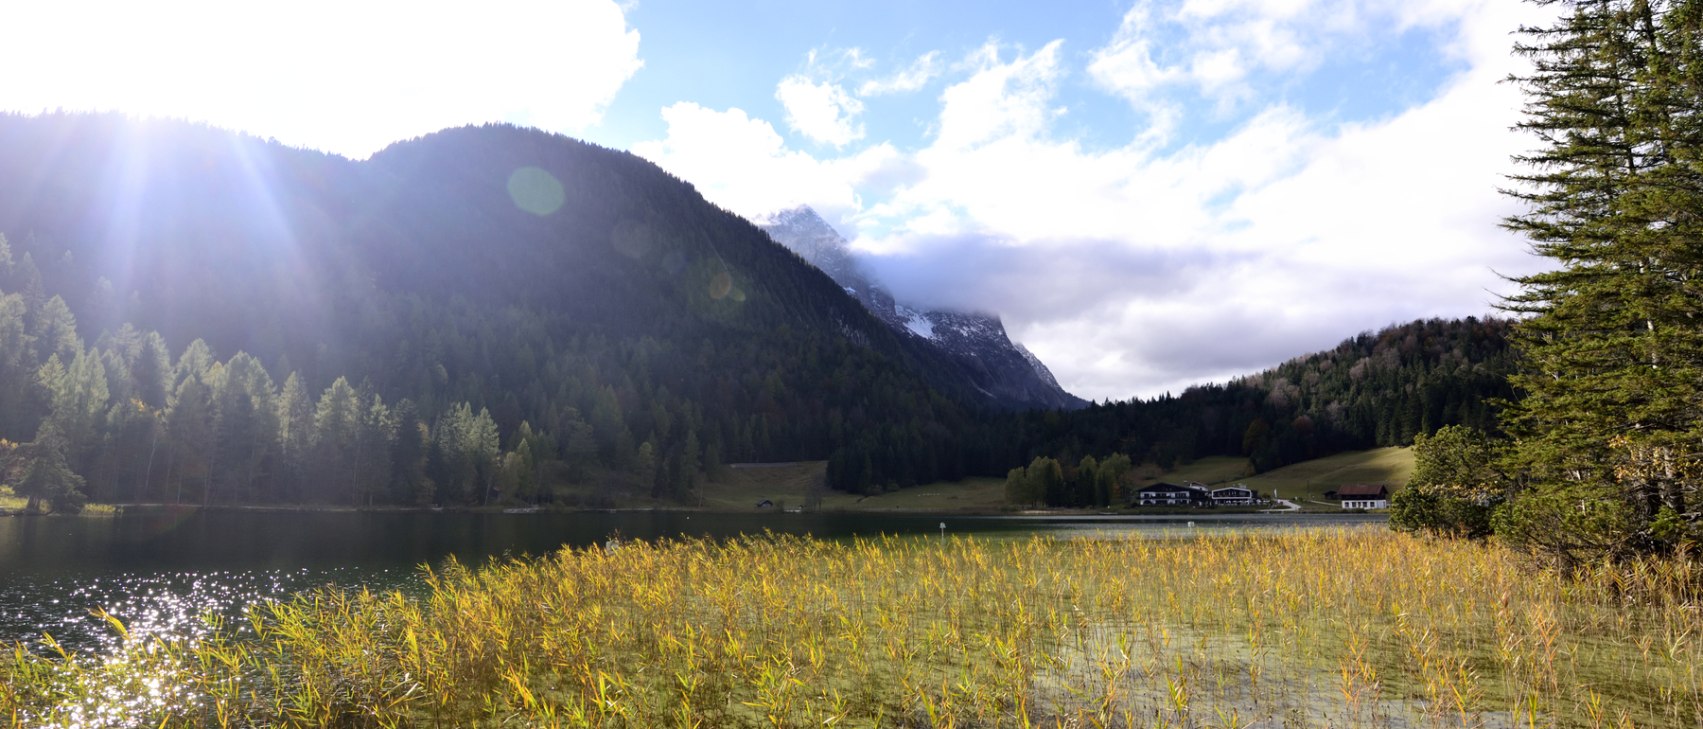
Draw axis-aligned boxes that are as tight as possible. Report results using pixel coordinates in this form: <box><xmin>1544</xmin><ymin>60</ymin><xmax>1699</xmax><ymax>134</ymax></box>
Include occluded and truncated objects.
<box><xmin>1238</xmin><ymin>448</ymin><xmax>1415</xmax><ymax>507</ymax></box>
<box><xmin>1131</xmin><ymin>456</ymin><xmax>1256</xmax><ymax>489</ymax></box>
<box><xmin>3</xmin><ymin>528</ymin><xmax>1699</xmax><ymax>728</ymax></box>
<box><xmin>700</xmin><ymin>448</ymin><xmax>1415</xmax><ymax>516</ymax></box>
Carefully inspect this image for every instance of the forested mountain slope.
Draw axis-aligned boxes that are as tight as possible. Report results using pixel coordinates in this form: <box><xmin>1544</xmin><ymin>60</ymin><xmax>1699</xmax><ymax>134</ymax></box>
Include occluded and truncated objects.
<box><xmin>992</xmin><ymin>317</ymin><xmax>1517</xmax><ymax>503</ymax></box>
<box><xmin>0</xmin><ymin>114</ymin><xmax>1518</xmax><ymax>509</ymax></box>
<box><xmin>0</xmin><ymin>113</ymin><xmax>1007</xmax><ymax>507</ymax></box>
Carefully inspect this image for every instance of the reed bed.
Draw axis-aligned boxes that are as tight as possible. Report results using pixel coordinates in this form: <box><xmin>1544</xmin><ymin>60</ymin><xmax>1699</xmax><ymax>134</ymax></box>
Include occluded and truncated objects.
<box><xmin>3</xmin><ymin>527</ymin><xmax>1700</xmax><ymax>727</ymax></box>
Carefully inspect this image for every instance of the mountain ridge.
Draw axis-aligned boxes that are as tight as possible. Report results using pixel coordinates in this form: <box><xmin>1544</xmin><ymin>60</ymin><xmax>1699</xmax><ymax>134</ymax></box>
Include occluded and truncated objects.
<box><xmin>0</xmin><ymin>113</ymin><xmax>1027</xmax><ymax>504</ymax></box>
<box><xmin>758</xmin><ymin>206</ymin><xmax>1085</xmax><ymax>411</ymax></box>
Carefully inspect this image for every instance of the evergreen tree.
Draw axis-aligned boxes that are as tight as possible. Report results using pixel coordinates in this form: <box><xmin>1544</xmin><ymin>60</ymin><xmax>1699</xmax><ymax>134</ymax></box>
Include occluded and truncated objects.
<box><xmin>211</xmin><ymin>353</ymin><xmax>277</xmax><ymax>502</ymax></box>
<box><xmin>28</xmin><ymin>295</ymin><xmax>79</xmax><ymax>365</ymax></box>
<box><xmin>434</xmin><ymin>403</ymin><xmax>499</xmax><ymax>504</ymax></box>
<box><xmin>0</xmin><ymin>289</ymin><xmax>33</xmax><ymax>440</ymax></box>
<box><xmin>1390</xmin><ymin>425</ymin><xmax>1507</xmax><ymax>538</ymax></box>
<box><xmin>1075</xmin><ymin>455</ymin><xmax>1100</xmax><ymax>508</ymax></box>
<box><xmin>132</xmin><ymin>331</ymin><xmax>173</xmax><ymax>411</ymax></box>
<box><xmin>41</xmin><ymin>350</ymin><xmax>109</xmax><ymax>480</ymax></box>
<box><xmin>8</xmin><ymin>425</ymin><xmax>86</xmax><ymax>513</ymax></box>
<box><xmin>1499</xmin><ymin>0</ymin><xmax>1703</xmax><ymax>560</ymax></box>
<box><xmin>352</xmin><ymin>394</ymin><xmax>397</xmax><ymax>506</ymax></box>
<box><xmin>166</xmin><ymin>375</ymin><xmax>214</xmax><ymax>504</ymax></box>
<box><xmin>275</xmin><ymin>372</ymin><xmax>315</xmax><ymax>502</ymax></box>
<box><xmin>637</xmin><ymin>439</ymin><xmax>659</xmax><ymax>497</ymax></box>
<box><xmin>559</xmin><ymin>410</ymin><xmax>596</xmax><ymax>483</ymax></box>
<box><xmin>388</xmin><ymin>399</ymin><xmax>434</xmax><ymax>505</ymax></box>
<box><xmin>677</xmin><ymin>428</ymin><xmax>701</xmax><ymax>502</ymax></box>
<box><xmin>312</xmin><ymin>377</ymin><xmax>361</xmax><ymax>503</ymax></box>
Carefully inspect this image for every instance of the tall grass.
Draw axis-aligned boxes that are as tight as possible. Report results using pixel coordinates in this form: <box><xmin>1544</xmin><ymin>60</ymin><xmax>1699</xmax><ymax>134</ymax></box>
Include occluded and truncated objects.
<box><xmin>3</xmin><ymin>528</ymin><xmax>1699</xmax><ymax>727</ymax></box>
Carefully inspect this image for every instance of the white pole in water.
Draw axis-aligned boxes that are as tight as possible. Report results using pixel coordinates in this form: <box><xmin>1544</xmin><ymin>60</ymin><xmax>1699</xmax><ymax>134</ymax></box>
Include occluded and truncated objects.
<box><xmin>939</xmin><ymin>521</ymin><xmax>946</xmax><ymax>544</ymax></box>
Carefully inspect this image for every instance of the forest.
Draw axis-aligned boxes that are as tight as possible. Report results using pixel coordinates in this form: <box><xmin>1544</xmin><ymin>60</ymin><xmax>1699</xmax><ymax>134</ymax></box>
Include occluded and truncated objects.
<box><xmin>0</xmin><ymin>211</ymin><xmax>1516</xmax><ymax>512</ymax></box>
<box><xmin>844</xmin><ymin>315</ymin><xmax>1515</xmax><ymax>503</ymax></box>
<box><xmin>0</xmin><ymin>113</ymin><xmax>1527</xmax><ymax>511</ymax></box>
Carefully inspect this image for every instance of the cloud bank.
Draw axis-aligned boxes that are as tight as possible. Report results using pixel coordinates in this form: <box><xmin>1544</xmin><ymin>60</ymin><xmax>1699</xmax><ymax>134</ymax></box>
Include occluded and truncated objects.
<box><xmin>635</xmin><ymin>0</ymin><xmax>1549</xmax><ymax>401</ymax></box>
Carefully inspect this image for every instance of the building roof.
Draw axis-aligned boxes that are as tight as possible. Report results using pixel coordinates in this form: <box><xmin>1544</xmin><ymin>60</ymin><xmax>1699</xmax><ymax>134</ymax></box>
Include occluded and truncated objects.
<box><xmin>1137</xmin><ymin>482</ymin><xmax>1192</xmax><ymax>493</ymax></box>
<box><xmin>1337</xmin><ymin>484</ymin><xmax>1389</xmax><ymax>498</ymax></box>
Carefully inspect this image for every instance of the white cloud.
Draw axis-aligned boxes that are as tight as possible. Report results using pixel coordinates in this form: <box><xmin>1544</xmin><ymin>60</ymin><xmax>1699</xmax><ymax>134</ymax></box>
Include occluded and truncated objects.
<box><xmin>775</xmin><ymin>76</ymin><xmax>866</xmax><ymax>147</ymax></box>
<box><xmin>858</xmin><ymin>52</ymin><xmax>944</xmax><ymax>96</ymax></box>
<box><xmin>853</xmin><ymin>0</ymin><xmax>1545</xmax><ymax>401</ymax></box>
<box><xmin>1088</xmin><ymin>3</ymin><xmax>1181</xmax><ymax>103</ymax></box>
<box><xmin>1090</xmin><ymin>0</ymin><xmax>1477</xmax><ymax>121</ymax></box>
<box><xmin>631</xmin><ymin>102</ymin><xmax>902</xmax><ymax>223</ymax></box>
<box><xmin>933</xmin><ymin>41</ymin><xmax>1065</xmax><ymax>151</ymax></box>
<box><xmin>0</xmin><ymin>0</ymin><xmax>642</xmax><ymax>159</ymax></box>
<box><xmin>636</xmin><ymin>0</ymin><xmax>1548</xmax><ymax>402</ymax></box>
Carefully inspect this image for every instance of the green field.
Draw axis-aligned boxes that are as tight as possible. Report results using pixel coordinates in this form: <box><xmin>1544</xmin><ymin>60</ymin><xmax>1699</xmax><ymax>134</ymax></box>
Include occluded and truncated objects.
<box><xmin>703</xmin><ymin>448</ymin><xmax>1414</xmax><ymax>514</ymax></box>
<box><xmin>1239</xmin><ymin>447</ymin><xmax>1414</xmax><ymax>506</ymax></box>
<box><xmin>1132</xmin><ymin>455</ymin><xmax>1253</xmax><ymax>487</ymax></box>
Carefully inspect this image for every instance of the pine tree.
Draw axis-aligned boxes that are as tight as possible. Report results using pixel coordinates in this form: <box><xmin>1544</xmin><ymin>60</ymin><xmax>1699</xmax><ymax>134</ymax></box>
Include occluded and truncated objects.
<box><xmin>167</xmin><ymin>374</ymin><xmax>214</xmax><ymax>504</ymax></box>
<box><xmin>352</xmin><ymin>394</ymin><xmax>397</xmax><ymax>506</ymax></box>
<box><xmin>10</xmin><ymin>425</ymin><xmax>86</xmax><ymax>513</ymax></box>
<box><xmin>28</xmin><ymin>295</ymin><xmax>80</xmax><ymax>365</ymax></box>
<box><xmin>637</xmin><ymin>439</ymin><xmax>659</xmax><ymax>497</ymax></box>
<box><xmin>132</xmin><ymin>331</ymin><xmax>172</xmax><ymax>411</ymax></box>
<box><xmin>0</xmin><ymin>289</ymin><xmax>33</xmax><ymax>440</ymax></box>
<box><xmin>313</xmin><ymin>377</ymin><xmax>361</xmax><ymax>503</ymax></box>
<box><xmin>275</xmin><ymin>372</ymin><xmax>315</xmax><ymax>502</ymax></box>
<box><xmin>1500</xmin><ymin>0</ymin><xmax>1703</xmax><ymax>560</ymax></box>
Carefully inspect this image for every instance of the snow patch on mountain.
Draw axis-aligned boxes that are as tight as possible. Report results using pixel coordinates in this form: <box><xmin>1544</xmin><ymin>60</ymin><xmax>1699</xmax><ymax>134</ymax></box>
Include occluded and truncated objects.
<box><xmin>1016</xmin><ymin>343</ymin><xmax>1065</xmax><ymax>391</ymax></box>
<box><xmin>759</xmin><ymin>205</ymin><xmax>1085</xmax><ymax>410</ymax></box>
<box><xmin>902</xmin><ymin>309</ymin><xmax>936</xmax><ymax>340</ymax></box>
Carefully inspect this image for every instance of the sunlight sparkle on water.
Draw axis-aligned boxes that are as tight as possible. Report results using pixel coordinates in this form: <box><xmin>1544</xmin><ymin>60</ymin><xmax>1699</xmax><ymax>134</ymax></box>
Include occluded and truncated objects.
<box><xmin>1</xmin><ymin>566</ymin><xmax>413</xmax><ymax>653</ymax></box>
<box><xmin>3</xmin><ymin>566</ymin><xmax>417</xmax><ymax>727</ymax></box>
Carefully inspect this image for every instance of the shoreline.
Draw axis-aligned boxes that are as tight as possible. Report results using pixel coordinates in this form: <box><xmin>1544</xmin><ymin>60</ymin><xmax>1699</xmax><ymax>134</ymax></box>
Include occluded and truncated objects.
<box><xmin>2</xmin><ymin>500</ymin><xmax>1388</xmax><ymax>520</ymax></box>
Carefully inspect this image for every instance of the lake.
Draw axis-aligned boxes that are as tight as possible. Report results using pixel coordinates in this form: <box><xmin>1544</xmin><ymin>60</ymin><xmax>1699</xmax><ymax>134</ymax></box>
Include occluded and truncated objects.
<box><xmin>0</xmin><ymin>507</ymin><xmax>1383</xmax><ymax>651</ymax></box>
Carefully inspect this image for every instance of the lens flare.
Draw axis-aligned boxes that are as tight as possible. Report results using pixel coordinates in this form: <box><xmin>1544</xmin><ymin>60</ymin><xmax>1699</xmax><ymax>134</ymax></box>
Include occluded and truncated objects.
<box><xmin>708</xmin><ymin>271</ymin><xmax>733</xmax><ymax>300</ymax></box>
<box><xmin>506</xmin><ymin>166</ymin><xmax>564</xmax><ymax>216</ymax></box>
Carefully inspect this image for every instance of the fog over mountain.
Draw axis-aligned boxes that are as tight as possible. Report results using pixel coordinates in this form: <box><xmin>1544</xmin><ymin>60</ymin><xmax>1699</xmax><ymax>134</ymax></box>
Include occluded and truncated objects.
<box><xmin>759</xmin><ymin>206</ymin><xmax>1084</xmax><ymax>410</ymax></box>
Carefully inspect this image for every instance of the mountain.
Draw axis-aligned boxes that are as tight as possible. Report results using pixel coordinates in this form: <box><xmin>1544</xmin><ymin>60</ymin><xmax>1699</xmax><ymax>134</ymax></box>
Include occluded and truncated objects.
<box><xmin>0</xmin><ymin>114</ymin><xmax>1518</xmax><ymax>510</ymax></box>
<box><xmin>0</xmin><ymin>113</ymin><xmax>1027</xmax><ymax>506</ymax></box>
<box><xmin>758</xmin><ymin>206</ymin><xmax>1085</xmax><ymax>411</ymax></box>
<box><xmin>1013</xmin><ymin>317</ymin><xmax>1516</xmax><ymax>488</ymax></box>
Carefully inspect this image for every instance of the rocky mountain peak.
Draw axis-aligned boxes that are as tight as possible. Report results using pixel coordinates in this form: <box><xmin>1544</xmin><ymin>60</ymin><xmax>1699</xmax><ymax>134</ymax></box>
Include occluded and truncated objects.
<box><xmin>759</xmin><ymin>206</ymin><xmax>1085</xmax><ymax>411</ymax></box>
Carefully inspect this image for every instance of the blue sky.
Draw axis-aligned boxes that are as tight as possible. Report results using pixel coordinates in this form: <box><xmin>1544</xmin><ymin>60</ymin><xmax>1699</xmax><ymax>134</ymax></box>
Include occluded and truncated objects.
<box><xmin>0</xmin><ymin>0</ymin><xmax>1549</xmax><ymax>401</ymax></box>
<box><xmin>594</xmin><ymin>0</ymin><xmax>1466</xmax><ymax>155</ymax></box>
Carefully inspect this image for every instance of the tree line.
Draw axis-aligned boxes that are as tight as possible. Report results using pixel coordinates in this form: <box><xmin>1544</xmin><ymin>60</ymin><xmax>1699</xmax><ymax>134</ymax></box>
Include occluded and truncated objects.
<box><xmin>1</xmin><ymin>252</ymin><xmax>539</xmax><ymax>510</ymax></box>
<box><xmin>0</xmin><ymin>114</ymin><xmax>1524</xmax><ymax>512</ymax></box>
<box><xmin>979</xmin><ymin>317</ymin><xmax>1515</xmax><ymax>506</ymax></box>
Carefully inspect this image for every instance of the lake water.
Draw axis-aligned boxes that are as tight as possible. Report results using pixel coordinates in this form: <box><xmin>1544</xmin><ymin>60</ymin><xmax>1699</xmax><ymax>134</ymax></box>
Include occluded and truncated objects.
<box><xmin>0</xmin><ymin>508</ymin><xmax>1383</xmax><ymax>651</ymax></box>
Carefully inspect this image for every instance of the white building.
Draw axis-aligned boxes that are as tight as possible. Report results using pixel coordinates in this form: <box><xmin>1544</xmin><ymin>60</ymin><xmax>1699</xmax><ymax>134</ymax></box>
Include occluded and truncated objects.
<box><xmin>1338</xmin><ymin>484</ymin><xmax>1390</xmax><ymax>510</ymax></box>
<box><xmin>1210</xmin><ymin>485</ymin><xmax>1256</xmax><ymax>506</ymax></box>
